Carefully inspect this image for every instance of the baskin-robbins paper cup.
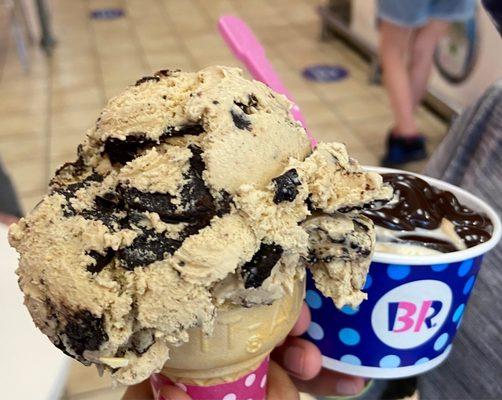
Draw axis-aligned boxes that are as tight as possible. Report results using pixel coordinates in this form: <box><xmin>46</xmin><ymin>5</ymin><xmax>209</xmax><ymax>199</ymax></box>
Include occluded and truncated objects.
<box><xmin>151</xmin><ymin>278</ymin><xmax>304</xmax><ymax>400</ymax></box>
<box><xmin>303</xmin><ymin>167</ymin><xmax>501</xmax><ymax>379</ymax></box>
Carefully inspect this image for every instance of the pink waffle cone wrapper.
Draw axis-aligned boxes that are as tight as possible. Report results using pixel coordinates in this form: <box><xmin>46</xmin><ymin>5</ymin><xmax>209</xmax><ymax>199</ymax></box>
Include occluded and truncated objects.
<box><xmin>151</xmin><ymin>356</ymin><xmax>269</xmax><ymax>400</ymax></box>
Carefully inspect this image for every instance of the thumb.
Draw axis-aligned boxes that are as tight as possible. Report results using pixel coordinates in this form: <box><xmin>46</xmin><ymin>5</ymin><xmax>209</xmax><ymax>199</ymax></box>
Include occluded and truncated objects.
<box><xmin>157</xmin><ymin>384</ymin><xmax>192</xmax><ymax>400</ymax></box>
<box><xmin>267</xmin><ymin>360</ymin><xmax>300</xmax><ymax>400</ymax></box>
<box><xmin>150</xmin><ymin>374</ymin><xmax>192</xmax><ymax>400</ymax></box>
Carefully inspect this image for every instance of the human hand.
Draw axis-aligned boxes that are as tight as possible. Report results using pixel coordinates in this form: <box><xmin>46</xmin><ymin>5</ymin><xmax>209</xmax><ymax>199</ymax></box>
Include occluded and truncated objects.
<box><xmin>271</xmin><ymin>303</ymin><xmax>365</xmax><ymax>398</ymax></box>
<box><xmin>0</xmin><ymin>213</ymin><xmax>18</xmax><ymax>226</ymax></box>
<box><xmin>122</xmin><ymin>360</ymin><xmax>297</xmax><ymax>400</ymax></box>
<box><xmin>123</xmin><ymin>303</ymin><xmax>365</xmax><ymax>399</ymax></box>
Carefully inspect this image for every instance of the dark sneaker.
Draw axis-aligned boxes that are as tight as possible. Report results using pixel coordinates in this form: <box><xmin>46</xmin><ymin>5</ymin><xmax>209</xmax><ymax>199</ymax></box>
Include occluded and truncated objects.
<box><xmin>381</xmin><ymin>133</ymin><xmax>427</xmax><ymax>167</ymax></box>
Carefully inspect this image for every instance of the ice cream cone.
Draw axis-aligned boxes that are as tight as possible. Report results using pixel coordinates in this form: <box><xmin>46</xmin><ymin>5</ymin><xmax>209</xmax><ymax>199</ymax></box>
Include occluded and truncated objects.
<box><xmin>151</xmin><ymin>278</ymin><xmax>305</xmax><ymax>399</ymax></box>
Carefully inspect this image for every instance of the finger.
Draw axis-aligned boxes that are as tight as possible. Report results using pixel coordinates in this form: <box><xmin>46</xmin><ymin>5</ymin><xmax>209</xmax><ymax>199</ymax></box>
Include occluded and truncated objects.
<box><xmin>266</xmin><ymin>360</ymin><xmax>300</xmax><ymax>400</ymax></box>
<box><xmin>122</xmin><ymin>379</ymin><xmax>152</xmax><ymax>399</ymax></box>
<box><xmin>292</xmin><ymin>368</ymin><xmax>365</xmax><ymax>397</ymax></box>
<box><xmin>289</xmin><ymin>303</ymin><xmax>311</xmax><ymax>337</ymax></box>
<box><xmin>272</xmin><ymin>337</ymin><xmax>322</xmax><ymax>380</ymax></box>
<box><xmin>158</xmin><ymin>385</ymin><xmax>192</xmax><ymax>400</ymax></box>
<box><xmin>0</xmin><ymin>213</ymin><xmax>19</xmax><ymax>226</ymax></box>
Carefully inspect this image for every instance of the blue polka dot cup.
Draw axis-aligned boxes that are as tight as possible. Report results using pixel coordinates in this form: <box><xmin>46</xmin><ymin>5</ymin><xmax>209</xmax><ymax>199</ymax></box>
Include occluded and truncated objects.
<box><xmin>304</xmin><ymin>168</ymin><xmax>501</xmax><ymax>379</ymax></box>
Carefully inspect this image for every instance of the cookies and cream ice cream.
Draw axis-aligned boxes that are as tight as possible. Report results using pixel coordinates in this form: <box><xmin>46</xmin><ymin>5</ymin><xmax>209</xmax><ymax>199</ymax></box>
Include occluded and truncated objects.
<box><xmin>364</xmin><ymin>173</ymin><xmax>493</xmax><ymax>255</ymax></box>
<box><xmin>9</xmin><ymin>66</ymin><xmax>391</xmax><ymax>384</ymax></box>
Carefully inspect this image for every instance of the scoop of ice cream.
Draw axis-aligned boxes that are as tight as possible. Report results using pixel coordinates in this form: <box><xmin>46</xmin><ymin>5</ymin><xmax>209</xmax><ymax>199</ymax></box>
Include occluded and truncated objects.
<box><xmin>9</xmin><ymin>66</ymin><xmax>391</xmax><ymax>385</ymax></box>
<box><xmin>364</xmin><ymin>173</ymin><xmax>493</xmax><ymax>255</ymax></box>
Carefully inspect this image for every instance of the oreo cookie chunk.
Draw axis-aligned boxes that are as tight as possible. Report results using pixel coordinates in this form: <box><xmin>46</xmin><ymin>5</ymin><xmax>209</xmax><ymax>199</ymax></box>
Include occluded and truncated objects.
<box><xmin>234</xmin><ymin>94</ymin><xmax>259</xmax><ymax>115</ymax></box>
<box><xmin>241</xmin><ymin>243</ymin><xmax>284</xmax><ymax>288</ymax></box>
<box><xmin>53</xmin><ymin>173</ymin><xmax>104</xmax><ymax>216</ymax></box>
<box><xmin>78</xmin><ymin>189</ymin><xmax>126</xmax><ymax>230</ymax></box>
<box><xmin>179</xmin><ymin>145</ymin><xmax>215</xmax><ymax>219</ymax></box>
<box><xmin>63</xmin><ymin>310</ymin><xmax>108</xmax><ymax>357</ymax></box>
<box><xmin>86</xmin><ymin>248</ymin><xmax>116</xmax><ymax>274</ymax></box>
<box><xmin>231</xmin><ymin>108</ymin><xmax>252</xmax><ymax>131</ymax></box>
<box><xmin>119</xmin><ymin>145</ymin><xmax>217</xmax><ymax>225</ymax></box>
<box><xmin>103</xmin><ymin>134</ymin><xmax>157</xmax><ymax>165</ymax></box>
<box><xmin>135</xmin><ymin>76</ymin><xmax>160</xmax><ymax>86</ymax></box>
<box><xmin>121</xmin><ymin>187</ymin><xmax>178</xmax><ymax>220</ymax></box>
<box><xmin>272</xmin><ymin>169</ymin><xmax>301</xmax><ymax>204</ymax></box>
<box><xmin>117</xmin><ymin>230</ymin><xmax>182</xmax><ymax>270</ymax></box>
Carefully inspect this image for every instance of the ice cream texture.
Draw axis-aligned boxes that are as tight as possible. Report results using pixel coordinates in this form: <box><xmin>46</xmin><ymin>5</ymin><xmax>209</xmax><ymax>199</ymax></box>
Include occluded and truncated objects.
<box><xmin>9</xmin><ymin>66</ymin><xmax>392</xmax><ymax>384</ymax></box>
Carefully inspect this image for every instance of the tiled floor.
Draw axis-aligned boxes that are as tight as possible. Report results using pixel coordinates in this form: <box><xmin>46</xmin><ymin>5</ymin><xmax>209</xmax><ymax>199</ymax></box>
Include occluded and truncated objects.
<box><xmin>0</xmin><ymin>0</ymin><xmax>447</xmax><ymax>398</ymax></box>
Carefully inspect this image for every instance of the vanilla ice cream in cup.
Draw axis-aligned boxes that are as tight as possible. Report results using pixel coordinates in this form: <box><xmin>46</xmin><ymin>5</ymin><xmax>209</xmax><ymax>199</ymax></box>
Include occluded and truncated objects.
<box><xmin>304</xmin><ymin>167</ymin><xmax>501</xmax><ymax>378</ymax></box>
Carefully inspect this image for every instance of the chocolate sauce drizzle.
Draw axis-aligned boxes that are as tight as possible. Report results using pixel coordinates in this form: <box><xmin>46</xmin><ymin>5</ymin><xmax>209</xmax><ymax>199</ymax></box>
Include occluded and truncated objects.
<box><xmin>363</xmin><ymin>174</ymin><xmax>493</xmax><ymax>251</ymax></box>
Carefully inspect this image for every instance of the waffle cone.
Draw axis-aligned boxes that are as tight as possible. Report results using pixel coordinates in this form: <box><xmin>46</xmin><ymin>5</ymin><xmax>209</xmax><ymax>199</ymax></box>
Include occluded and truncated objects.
<box><xmin>160</xmin><ymin>278</ymin><xmax>305</xmax><ymax>386</ymax></box>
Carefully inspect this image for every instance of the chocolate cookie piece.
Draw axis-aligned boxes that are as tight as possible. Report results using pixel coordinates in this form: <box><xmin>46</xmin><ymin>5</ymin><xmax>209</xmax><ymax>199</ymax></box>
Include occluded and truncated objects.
<box><xmin>231</xmin><ymin>109</ymin><xmax>252</xmax><ymax>131</ymax></box>
<box><xmin>52</xmin><ymin>157</ymin><xmax>87</xmax><ymax>185</ymax></box>
<box><xmin>81</xmin><ymin>191</ymin><xmax>125</xmax><ymax>230</ymax></box>
<box><xmin>216</xmin><ymin>190</ymin><xmax>233</xmax><ymax>217</ymax></box>
<box><xmin>241</xmin><ymin>243</ymin><xmax>284</xmax><ymax>288</ymax></box>
<box><xmin>154</xmin><ymin>69</ymin><xmax>177</xmax><ymax>77</ymax></box>
<box><xmin>87</xmin><ymin>248</ymin><xmax>116</xmax><ymax>274</ymax></box>
<box><xmin>54</xmin><ymin>173</ymin><xmax>103</xmax><ymax>201</ymax></box>
<box><xmin>135</xmin><ymin>76</ymin><xmax>160</xmax><ymax>86</ymax></box>
<box><xmin>120</xmin><ymin>187</ymin><xmax>179</xmax><ymax>220</ymax></box>
<box><xmin>119</xmin><ymin>146</ymin><xmax>216</xmax><ymax>224</ymax></box>
<box><xmin>179</xmin><ymin>172</ymin><xmax>214</xmax><ymax>219</ymax></box>
<box><xmin>95</xmin><ymin>191</ymin><xmax>124</xmax><ymax>210</ymax></box>
<box><xmin>117</xmin><ymin>230</ymin><xmax>182</xmax><ymax>270</ymax></box>
<box><xmin>179</xmin><ymin>145</ymin><xmax>216</xmax><ymax>220</ymax></box>
<box><xmin>64</xmin><ymin>310</ymin><xmax>108</xmax><ymax>356</ymax></box>
<box><xmin>272</xmin><ymin>169</ymin><xmax>301</xmax><ymax>204</ymax></box>
<box><xmin>234</xmin><ymin>94</ymin><xmax>258</xmax><ymax>115</ymax></box>
<box><xmin>54</xmin><ymin>173</ymin><xmax>104</xmax><ymax>216</ymax></box>
<box><xmin>103</xmin><ymin>135</ymin><xmax>157</xmax><ymax>165</ymax></box>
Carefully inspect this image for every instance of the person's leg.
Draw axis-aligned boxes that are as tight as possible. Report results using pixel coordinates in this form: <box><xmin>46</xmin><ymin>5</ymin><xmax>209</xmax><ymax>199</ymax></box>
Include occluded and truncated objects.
<box><xmin>379</xmin><ymin>21</ymin><xmax>417</xmax><ymax>136</ymax></box>
<box><xmin>409</xmin><ymin>20</ymin><xmax>450</xmax><ymax>109</ymax></box>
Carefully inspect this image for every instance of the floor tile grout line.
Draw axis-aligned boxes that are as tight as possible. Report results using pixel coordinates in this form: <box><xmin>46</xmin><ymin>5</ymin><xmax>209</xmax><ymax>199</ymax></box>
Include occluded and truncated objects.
<box><xmin>120</xmin><ymin>0</ymin><xmax>151</xmax><ymax>74</ymax></box>
<box><xmin>84</xmin><ymin>0</ymin><xmax>107</xmax><ymax>106</ymax></box>
<box><xmin>155</xmin><ymin>0</ymin><xmax>201</xmax><ymax>69</ymax></box>
<box><xmin>194</xmin><ymin>0</ymin><xmax>218</xmax><ymax>31</ymax></box>
<box><xmin>0</xmin><ymin>24</ymin><xmax>11</xmax><ymax>84</ymax></box>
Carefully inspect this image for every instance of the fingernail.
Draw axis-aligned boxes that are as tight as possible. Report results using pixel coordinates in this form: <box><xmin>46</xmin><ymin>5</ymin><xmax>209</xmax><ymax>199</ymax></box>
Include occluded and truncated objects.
<box><xmin>336</xmin><ymin>379</ymin><xmax>361</xmax><ymax>396</ymax></box>
<box><xmin>283</xmin><ymin>345</ymin><xmax>304</xmax><ymax>376</ymax></box>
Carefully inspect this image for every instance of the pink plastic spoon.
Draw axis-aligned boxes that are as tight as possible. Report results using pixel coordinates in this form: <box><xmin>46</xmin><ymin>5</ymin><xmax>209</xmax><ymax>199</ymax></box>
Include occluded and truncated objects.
<box><xmin>218</xmin><ymin>15</ymin><xmax>317</xmax><ymax>146</ymax></box>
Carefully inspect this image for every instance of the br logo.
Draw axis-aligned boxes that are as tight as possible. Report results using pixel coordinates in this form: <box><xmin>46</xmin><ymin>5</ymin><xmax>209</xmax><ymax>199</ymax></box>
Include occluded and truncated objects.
<box><xmin>371</xmin><ymin>281</ymin><xmax>452</xmax><ymax>349</ymax></box>
<box><xmin>387</xmin><ymin>300</ymin><xmax>443</xmax><ymax>333</ymax></box>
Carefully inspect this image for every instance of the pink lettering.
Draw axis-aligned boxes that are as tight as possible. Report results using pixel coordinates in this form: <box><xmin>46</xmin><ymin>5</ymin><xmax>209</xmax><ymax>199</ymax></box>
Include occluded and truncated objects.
<box><xmin>414</xmin><ymin>300</ymin><xmax>433</xmax><ymax>332</ymax></box>
<box><xmin>393</xmin><ymin>302</ymin><xmax>417</xmax><ymax>332</ymax></box>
